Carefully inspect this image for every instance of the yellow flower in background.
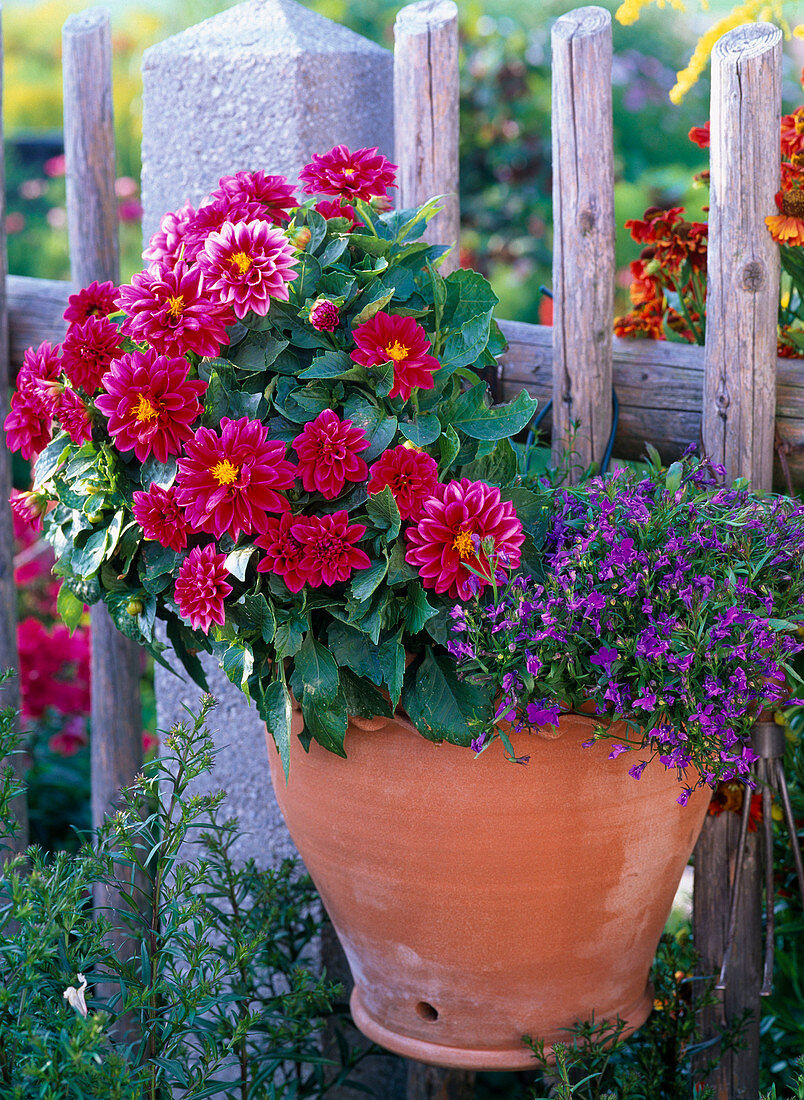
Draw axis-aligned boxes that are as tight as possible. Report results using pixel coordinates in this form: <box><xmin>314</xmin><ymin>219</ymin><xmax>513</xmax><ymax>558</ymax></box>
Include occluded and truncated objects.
<box><xmin>615</xmin><ymin>0</ymin><xmax>799</xmax><ymax>103</ymax></box>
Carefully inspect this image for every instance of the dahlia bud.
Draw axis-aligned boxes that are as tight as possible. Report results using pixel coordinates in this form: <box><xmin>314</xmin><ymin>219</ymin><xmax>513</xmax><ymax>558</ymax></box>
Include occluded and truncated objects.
<box><xmin>126</xmin><ymin>599</ymin><xmax>144</xmax><ymax>616</ymax></box>
<box><xmin>288</xmin><ymin>226</ymin><xmax>311</xmax><ymax>250</ymax></box>
<box><xmin>309</xmin><ymin>298</ymin><xmax>340</xmax><ymax>332</ymax></box>
<box><xmin>370</xmin><ymin>194</ymin><xmax>393</xmax><ymax>213</ymax></box>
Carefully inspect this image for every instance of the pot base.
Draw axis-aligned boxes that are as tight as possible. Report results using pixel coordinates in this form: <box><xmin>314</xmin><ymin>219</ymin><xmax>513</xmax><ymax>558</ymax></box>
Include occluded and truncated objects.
<box><xmin>349</xmin><ymin>983</ymin><xmax>656</xmax><ymax>1070</ymax></box>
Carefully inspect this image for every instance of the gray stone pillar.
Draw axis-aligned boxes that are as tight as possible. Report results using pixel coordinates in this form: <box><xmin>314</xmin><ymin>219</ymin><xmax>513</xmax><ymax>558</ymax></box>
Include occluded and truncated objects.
<box><xmin>143</xmin><ymin>4</ymin><xmax>404</xmax><ymax>1096</ymax></box>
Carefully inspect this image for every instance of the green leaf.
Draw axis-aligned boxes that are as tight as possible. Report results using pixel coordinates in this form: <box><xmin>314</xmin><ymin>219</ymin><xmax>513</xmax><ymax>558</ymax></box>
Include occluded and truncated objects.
<box><xmin>444</xmin><ymin>268</ymin><xmax>499</xmax><ymax>327</ymax></box>
<box><xmin>140</xmin><ymin>454</ymin><xmax>177</xmax><ymax>490</ymax></box>
<box><xmin>302</xmin><ymin>688</ymin><xmax>348</xmax><ymax>757</ymax></box>
<box><xmin>387</xmin><ymin>539</ymin><xmax>417</xmax><ymax>585</ymax></box>
<box><xmin>72</xmin><ymin>528</ymin><xmax>109</xmax><ymax>578</ymax></box>
<box><xmin>348</xmin><ymin>233</ymin><xmax>391</xmax><ymax>257</ymax></box>
<box><xmin>665</xmin><ymin>461</ymin><xmax>683</xmax><ymax>493</ymax></box>
<box><xmin>339</xmin><ymin>667</ymin><xmax>393</xmax><ymax>720</ymax></box>
<box><xmin>293</xmin><ymin>634</ymin><xmax>339</xmax><ymax>706</ymax></box>
<box><xmin>260</xmin><ymin>679</ymin><xmax>293</xmax><ymax>780</ymax></box>
<box><xmin>299</xmin><ymin>349</ymin><xmax>357</xmax><ymax>379</ymax></box>
<box><xmin>439</xmin><ymin>424</ymin><xmax>461</xmax><ymax>475</ymax></box>
<box><xmin>350</xmin><ymin>558</ymin><xmax>388</xmax><ymax>602</ymax></box>
<box><xmin>404</xmin><ymin>582</ymin><xmax>436</xmax><ymax>634</ymax></box>
<box><xmin>57</xmin><ymin>584</ymin><xmax>84</xmax><ymax>634</ymax></box>
<box><xmin>399</xmin><ymin>413</ymin><xmax>440</xmax><ymax>447</ymax></box>
<box><xmin>452</xmin><ymin>383</ymin><xmax>537</xmax><ymax>441</ymax></box>
<box><xmin>274</xmin><ymin>614</ymin><xmax>306</xmax><ymax>659</ymax></box>
<box><xmin>222</xmin><ymin>642</ymin><xmax>254</xmax><ymax>698</ymax></box>
<box><xmin>290</xmin><ymin>251</ymin><xmax>323</xmax><ymax>302</ymax></box>
<box><xmin>366</xmin><ymin>486</ymin><xmax>401</xmax><ymax>541</ymax></box>
<box><xmin>352</xmin><ymin>286</ymin><xmax>395</xmax><ymax>327</ymax></box>
<box><xmin>401</xmin><ymin>648</ymin><xmax>492</xmax><ymax>745</ymax></box>
<box><xmin>33</xmin><ymin>432</ymin><xmax>71</xmax><ymax>490</ymax></box>
<box><xmin>328</xmin><ymin>621</ymin><xmax>383</xmax><ymax>684</ymax></box>
<box><xmin>378</xmin><ymin>631</ymin><xmax>405</xmax><ymax>708</ymax></box>
<box><xmin>499</xmin><ymin>487</ymin><xmax>549</xmax><ymax>536</ymax></box>
<box><xmin>237</xmin><ymin>592</ymin><xmax>276</xmax><ymax>644</ymax></box>
<box><xmin>460</xmin><ymin>438</ymin><xmax>518</xmax><ymax>486</ymax></box>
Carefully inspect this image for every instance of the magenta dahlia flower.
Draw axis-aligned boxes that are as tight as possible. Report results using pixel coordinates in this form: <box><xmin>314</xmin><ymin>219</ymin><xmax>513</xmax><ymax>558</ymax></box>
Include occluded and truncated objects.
<box><xmin>351</xmin><ymin>312</ymin><xmax>441</xmax><ymax>401</ymax></box>
<box><xmin>299</xmin><ymin>145</ymin><xmax>397</xmax><ymax>202</ymax></box>
<box><xmin>61</xmin><ymin>315</ymin><xmax>124</xmax><ymax>394</ymax></box>
<box><xmin>181</xmin><ymin>196</ymin><xmax>266</xmax><ymax>262</ymax></box>
<box><xmin>4</xmin><ymin>391</ymin><xmax>52</xmax><ymax>459</ymax></box>
<box><xmin>55</xmin><ymin>388</ymin><xmax>92</xmax><ymax>445</ymax></box>
<box><xmin>132</xmin><ymin>483</ymin><xmax>189</xmax><ymax>552</ymax></box>
<box><xmin>405</xmin><ymin>478</ymin><xmax>525</xmax><ymax>600</ymax></box>
<box><xmin>309</xmin><ymin>298</ymin><xmax>340</xmax><ymax>332</ymax></box>
<box><xmin>63</xmin><ymin>280</ymin><xmax>119</xmax><ymax>324</ymax></box>
<box><xmin>367</xmin><ymin>446</ymin><xmax>438</xmax><ymax>521</ymax></box>
<box><xmin>255</xmin><ymin>512</ymin><xmax>307</xmax><ymax>592</ymax></box>
<box><xmin>9</xmin><ymin>489</ymin><xmax>48</xmax><ymax>531</ymax></box>
<box><xmin>292</xmin><ymin>409</ymin><xmax>369</xmax><ymax>499</ymax></box>
<box><xmin>174</xmin><ymin>544</ymin><xmax>232</xmax><ymax>633</ymax></box>
<box><xmin>210</xmin><ymin>171</ymin><xmax>297</xmax><ymax>226</ymax></box>
<box><xmin>143</xmin><ymin>199</ymin><xmax>196</xmax><ymax>268</ymax></box>
<box><xmin>198</xmin><ymin>219</ymin><xmax>298</xmax><ymax>319</ymax></box>
<box><xmin>314</xmin><ymin>198</ymin><xmax>362</xmax><ymax>229</ymax></box>
<box><xmin>16</xmin><ymin>341</ymin><xmax>62</xmax><ymax>416</ymax></box>
<box><xmin>291</xmin><ymin>511</ymin><xmax>371</xmax><ymax>588</ymax></box>
<box><xmin>95</xmin><ymin>350</ymin><xmax>206</xmax><ymax>463</ymax></box>
<box><xmin>176</xmin><ymin>416</ymin><xmax>297</xmax><ymax>540</ymax></box>
<box><xmin>116</xmin><ymin>261</ymin><xmax>234</xmax><ymax>358</ymax></box>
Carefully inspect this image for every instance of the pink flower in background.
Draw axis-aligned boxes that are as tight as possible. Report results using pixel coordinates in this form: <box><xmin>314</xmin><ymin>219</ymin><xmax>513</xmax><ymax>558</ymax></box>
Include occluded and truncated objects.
<box><xmin>63</xmin><ymin>280</ymin><xmax>119</xmax><ymax>324</ymax></box>
<box><xmin>133</xmin><ymin>483</ymin><xmax>189</xmax><ymax>552</ymax></box>
<box><xmin>142</xmin><ymin>731</ymin><xmax>160</xmax><ymax>754</ymax></box>
<box><xmin>198</xmin><ymin>219</ymin><xmax>298</xmax><ymax>318</ymax></box>
<box><xmin>61</xmin><ymin>315</ymin><xmax>124</xmax><ymax>394</ymax></box>
<box><xmin>55</xmin><ymin>388</ymin><xmax>92</xmax><ymax>444</ymax></box>
<box><xmin>18</xmin><ymin>617</ymin><xmax>90</xmax><ymax>721</ymax></box>
<box><xmin>96</xmin><ymin>350</ymin><xmax>206</xmax><ymax>463</ymax></box>
<box><xmin>49</xmin><ymin>716</ymin><xmax>89</xmax><ymax>757</ymax></box>
<box><xmin>174</xmin><ymin>544</ymin><xmax>232</xmax><ymax>633</ymax></box>
<box><xmin>350</xmin><ymin>312</ymin><xmax>441</xmax><ymax>401</ymax></box>
<box><xmin>118</xmin><ymin>200</ymin><xmax>143</xmax><ymax>223</ymax></box>
<box><xmin>143</xmin><ymin>199</ymin><xmax>196</xmax><ymax>268</ymax></box>
<box><xmin>367</xmin><ymin>446</ymin><xmax>438</xmax><ymax>521</ymax></box>
<box><xmin>210</xmin><ymin>170</ymin><xmax>298</xmax><ymax>225</ymax></box>
<box><xmin>405</xmin><ymin>478</ymin><xmax>524</xmax><ymax>600</ymax></box>
<box><xmin>176</xmin><ymin>416</ymin><xmax>297</xmax><ymax>540</ymax></box>
<box><xmin>299</xmin><ymin>145</ymin><xmax>397</xmax><ymax>202</ymax></box>
<box><xmin>255</xmin><ymin>512</ymin><xmax>307</xmax><ymax>592</ymax></box>
<box><xmin>117</xmin><ymin>261</ymin><xmax>233</xmax><ymax>358</ymax></box>
<box><xmin>292</xmin><ymin>409</ymin><xmax>369</xmax><ymax>499</ymax></box>
<box><xmin>314</xmin><ymin>198</ymin><xmax>362</xmax><ymax>228</ymax></box>
<box><xmin>44</xmin><ymin>154</ymin><xmax>66</xmax><ymax>178</ymax></box>
<box><xmin>291</xmin><ymin>511</ymin><xmax>370</xmax><ymax>587</ymax></box>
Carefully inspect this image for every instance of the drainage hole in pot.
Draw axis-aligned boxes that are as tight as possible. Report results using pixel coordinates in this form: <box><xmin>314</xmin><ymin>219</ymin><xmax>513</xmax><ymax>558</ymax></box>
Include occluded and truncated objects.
<box><xmin>415</xmin><ymin>1001</ymin><xmax>439</xmax><ymax>1022</ymax></box>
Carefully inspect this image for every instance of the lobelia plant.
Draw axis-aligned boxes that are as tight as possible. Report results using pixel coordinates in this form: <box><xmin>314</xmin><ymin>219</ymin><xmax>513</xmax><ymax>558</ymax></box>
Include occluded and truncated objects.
<box><xmin>4</xmin><ymin>144</ymin><xmax>541</xmax><ymax>773</ymax></box>
<box><xmin>448</xmin><ymin>451</ymin><xmax>804</xmax><ymax>802</ymax></box>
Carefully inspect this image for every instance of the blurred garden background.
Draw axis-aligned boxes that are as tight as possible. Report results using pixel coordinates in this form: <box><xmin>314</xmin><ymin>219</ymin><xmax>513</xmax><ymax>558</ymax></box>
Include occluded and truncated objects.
<box><xmin>5</xmin><ymin>0</ymin><xmax>804</xmax><ymax>1094</ymax></box>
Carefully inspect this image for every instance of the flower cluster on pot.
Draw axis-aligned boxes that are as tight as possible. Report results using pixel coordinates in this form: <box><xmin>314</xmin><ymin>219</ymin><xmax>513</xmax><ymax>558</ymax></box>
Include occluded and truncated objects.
<box><xmin>449</xmin><ymin>451</ymin><xmax>804</xmax><ymax>803</ymax></box>
<box><xmin>4</xmin><ymin>145</ymin><xmax>540</xmax><ymax>775</ymax></box>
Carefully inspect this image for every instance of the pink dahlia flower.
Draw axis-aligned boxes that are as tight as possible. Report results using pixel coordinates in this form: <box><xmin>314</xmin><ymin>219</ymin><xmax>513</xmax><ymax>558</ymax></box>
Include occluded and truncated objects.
<box><xmin>292</xmin><ymin>409</ymin><xmax>369</xmax><ymax>499</ymax></box>
<box><xmin>291</xmin><ymin>511</ymin><xmax>371</xmax><ymax>588</ymax></box>
<box><xmin>63</xmin><ymin>280</ymin><xmax>119</xmax><ymax>324</ymax></box>
<box><xmin>55</xmin><ymin>388</ymin><xmax>92</xmax><ymax>445</ymax></box>
<box><xmin>176</xmin><ymin>416</ymin><xmax>297</xmax><ymax>540</ymax></box>
<box><xmin>95</xmin><ymin>350</ymin><xmax>206</xmax><ymax>464</ymax></box>
<box><xmin>4</xmin><ymin>391</ymin><xmax>52</xmax><ymax>459</ymax></box>
<box><xmin>132</xmin><ymin>483</ymin><xmax>189</xmax><ymax>552</ymax></box>
<box><xmin>309</xmin><ymin>298</ymin><xmax>340</xmax><ymax>332</ymax></box>
<box><xmin>174</xmin><ymin>544</ymin><xmax>232</xmax><ymax>633</ymax></box>
<box><xmin>49</xmin><ymin>715</ymin><xmax>88</xmax><ymax>757</ymax></box>
<box><xmin>61</xmin><ymin>315</ymin><xmax>124</xmax><ymax>394</ymax></box>
<box><xmin>143</xmin><ymin>199</ymin><xmax>196</xmax><ymax>268</ymax></box>
<box><xmin>367</xmin><ymin>446</ymin><xmax>438</xmax><ymax>521</ymax></box>
<box><xmin>314</xmin><ymin>198</ymin><xmax>362</xmax><ymax>229</ymax></box>
<box><xmin>16</xmin><ymin>341</ymin><xmax>62</xmax><ymax>417</ymax></box>
<box><xmin>299</xmin><ymin>145</ymin><xmax>397</xmax><ymax>202</ymax></box>
<box><xmin>351</xmin><ymin>312</ymin><xmax>441</xmax><ymax>402</ymax></box>
<box><xmin>181</xmin><ymin>196</ymin><xmax>266</xmax><ymax>262</ymax></box>
<box><xmin>255</xmin><ymin>512</ymin><xmax>307</xmax><ymax>592</ymax></box>
<box><xmin>9</xmin><ymin>489</ymin><xmax>48</xmax><ymax>531</ymax></box>
<box><xmin>116</xmin><ymin>261</ymin><xmax>234</xmax><ymax>358</ymax></box>
<box><xmin>210</xmin><ymin>171</ymin><xmax>298</xmax><ymax>226</ymax></box>
<box><xmin>198</xmin><ymin>219</ymin><xmax>298</xmax><ymax>319</ymax></box>
<box><xmin>405</xmin><ymin>478</ymin><xmax>525</xmax><ymax>601</ymax></box>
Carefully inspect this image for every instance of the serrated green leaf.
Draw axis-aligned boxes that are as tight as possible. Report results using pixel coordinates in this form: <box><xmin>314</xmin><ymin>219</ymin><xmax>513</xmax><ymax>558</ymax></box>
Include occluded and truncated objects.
<box><xmin>366</xmin><ymin>486</ymin><xmax>401</xmax><ymax>541</ymax></box>
<box><xmin>222</xmin><ymin>642</ymin><xmax>254</xmax><ymax>698</ymax></box>
<box><xmin>275</xmin><ymin>615</ymin><xmax>306</xmax><ymax>659</ymax></box>
<box><xmin>141</xmin><ymin>454</ymin><xmax>177</xmax><ymax>490</ymax></box>
<box><xmin>401</xmin><ymin>648</ymin><xmax>492</xmax><ymax>745</ymax></box>
<box><xmin>260</xmin><ymin>679</ymin><xmax>293</xmax><ymax>780</ymax></box>
<box><xmin>57</xmin><ymin>584</ymin><xmax>84</xmax><ymax>634</ymax></box>
<box><xmin>350</xmin><ymin>558</ymin><xmax>388</xmax><ymax>602</ymax></box>
<box><xmin>452</xmin><ymin>383</ymin><xmax>537</xmax><ymax>440</ymax></box>
<box><xmin>293</xmin><ymin>634</ymin><xmax>339</xmax><ymax>706</ymax></box>
<box><xmin>404</xmin><ymin>582</ymin><xmax>436</xmax><ymax>634</ymax></box>
<box><xmin>378</xmin><ymin>631</ymin><xmax>405</xmax><ymax>708</ymax></box>
<box><xmin>399</xmin><ymin>414</ymin><xmax>440</xmax><ymax>446</ymax></box>
<box><xmin>299</xmin><ymin>349</ymin><xmax>356</xmax><ymax>380</ymax></box>
<box><xmin>327</xmin><ymin>621</ymin><xmax>383</xmax><ymax>684</ymax></box>
<box><xmin>339</xmin><ymin>667</ymin><xmax>393</xmax><ymax>720</ymax></box>
<box><xmin>301</xmin><ymin>688</ymin><xmax>348</xmax><ymax>757</ymax></box>
<box><xmin>352</xmin><ymin>287</ymin><xmax>395</xmax><ymax>326</ymax></box>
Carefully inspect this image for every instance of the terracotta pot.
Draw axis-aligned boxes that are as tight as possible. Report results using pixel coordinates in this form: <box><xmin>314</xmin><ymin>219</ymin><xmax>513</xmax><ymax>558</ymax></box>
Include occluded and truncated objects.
<box><xmin>265</xmin><ymin>710</ymin><xmax>709</xmax><ymax>1070</ymax></box>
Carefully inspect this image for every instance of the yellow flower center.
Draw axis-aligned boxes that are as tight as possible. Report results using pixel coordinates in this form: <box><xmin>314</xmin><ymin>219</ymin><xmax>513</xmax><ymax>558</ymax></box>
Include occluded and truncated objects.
<box><xmin>133</xmin><ymin>393</ymin><xmax>158</xmax><ymax>422</ymax></box>
<box><xmin>452</xmin><ymin>528</ymin><xmax>475</xmax><ymax>559</ymax></box>
<box><xmin>385</xmin><ymin>340</ymin><xmax>410</xmax><ymax>363</ymax></box>
<box><xmin>166</xmin><ymin>294</ymin><xmax>184</xmax><ymax>319</ymax></box>
<box><xmin>230</xmin><ymin>251</ymin><xmax>253</xmax><ymax>275</ymax></box>
<box><xmin>211</xmin><ymin>459</ymin><xmax>238</xmax><ymax>486</ymax></box>
<box><xmin>342</xmin><ymin>167</ymin><xmax>356</xmax><ymax>176</ymax></box>
<box><xmin>210</xmin><ymin>459</ymin><xmax>240</xmax><ymax>486</ymax></box>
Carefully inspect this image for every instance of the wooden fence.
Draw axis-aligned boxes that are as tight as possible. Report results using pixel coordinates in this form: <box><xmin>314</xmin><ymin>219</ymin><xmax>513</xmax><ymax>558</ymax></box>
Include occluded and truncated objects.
<box><xmin>0</xmin><ymin>1</ymin><xmax>795</xmax><ymax>1096</ymax></box>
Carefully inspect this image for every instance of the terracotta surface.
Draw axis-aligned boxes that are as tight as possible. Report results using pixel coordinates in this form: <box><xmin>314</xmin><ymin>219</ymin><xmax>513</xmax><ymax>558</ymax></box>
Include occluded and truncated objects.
<box><xmin>265</xmin><ymin>711</ymin><xmax>710</xmax><ymax>1070</ymax></box>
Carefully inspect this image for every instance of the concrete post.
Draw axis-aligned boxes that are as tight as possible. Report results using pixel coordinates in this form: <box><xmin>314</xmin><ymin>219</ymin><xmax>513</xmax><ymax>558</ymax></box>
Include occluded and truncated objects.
<box><xmin>143</xmin><ymin>3</ymin><xmax>404</xmax><ymax>1095</ymax></box>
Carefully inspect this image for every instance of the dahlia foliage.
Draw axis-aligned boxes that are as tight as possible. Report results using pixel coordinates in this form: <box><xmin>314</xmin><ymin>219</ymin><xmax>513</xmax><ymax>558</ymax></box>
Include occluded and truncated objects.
<box><xmin>615</xmin><ymin>68</ymin><xmax>804</xmax><ymax>359</ymax></box>
<box><xmin>8</xmin><ymin>145</ymin><xmax>540</xmax><ymax>771</ymax></box>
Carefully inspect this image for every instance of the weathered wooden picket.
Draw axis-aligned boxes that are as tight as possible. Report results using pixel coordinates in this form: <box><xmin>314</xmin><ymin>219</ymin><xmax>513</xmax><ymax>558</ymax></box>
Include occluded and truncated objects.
<box><xmin>0</xmin><ymin>1</ymin><xmax>796</xmax><ymax>1096</ymax></box>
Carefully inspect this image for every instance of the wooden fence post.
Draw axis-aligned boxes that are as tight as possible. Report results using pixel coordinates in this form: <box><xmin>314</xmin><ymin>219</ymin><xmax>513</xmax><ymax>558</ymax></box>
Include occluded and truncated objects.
<box><xmin>696</xmin><ymin>22</ymin><xmax>782</xmax><ymax>1099</ymax></box>
<box><xmin>0</xmin><ymin>9</ymin><xmax>28</xmax><ymax>852</ymax></box>
<box><xmin>550</xmin><ymin>6</ymin><xmax>614</xmax><ymax>480</ymax></box>
<box><xmin>394</xmin><ymin>0</ymin><xmax>460</xmax><ymax>275</ymax></box>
